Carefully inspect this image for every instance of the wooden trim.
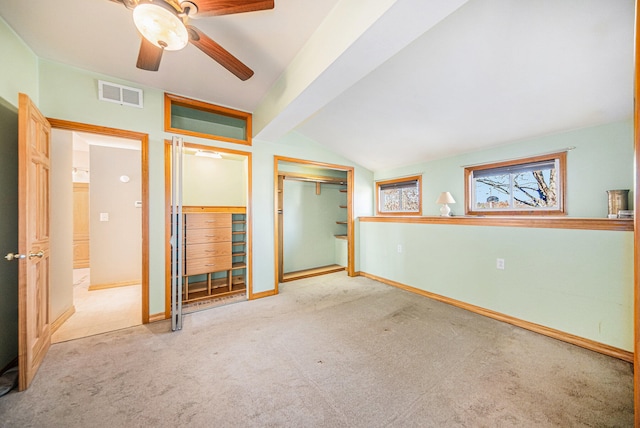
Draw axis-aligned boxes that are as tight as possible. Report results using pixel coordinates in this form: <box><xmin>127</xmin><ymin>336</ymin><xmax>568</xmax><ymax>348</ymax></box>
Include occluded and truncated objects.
<box><xmin>250</xmin><ymin>289</ymin><xmax>276</xmax><ymax>300</ymax></box>
<box><xmin>361</xmin><ymin>272</ymin><xmax>633</xmax><ymax>363</ymax></box>
<box><xmin>375</xmin><ymin>175</ymin><xmax>423</xmax><ymax>216</ymax></box>
<box><xmin>347</xmin><ymin>168</ymin><xmax>355</xmax><ymax>277</ymax></box>
<box><xmin>282</xmin><ymin>265</ymin><xmax>345</xmax><ymax>282</ymax></box>
<box><xmin>281</xmin><ymin>171</ymin><xmax>348</xmax><ymax>185</ymax></box>
<box><xmin>164</xmin><ymin>141</ymin><xmax>172</xmax><ymax>319</ymax></box>
<box><xmin>165</xmin><ymin>141</ymin><xmax>253</xmax><ymax>309</ymax></box>
<box><xmin>273</xmin><ymin>156</ymin><xmax>356</xmax><ymax>287</ymax></box>
<box><xmin>88</xmin><ymin>280</ymin><xmax>140</xmax><ymax>291</ymax></box>
<box><xmin>360</xmin><ymin>215</ymin><xmax>633</xmax><ymax>232</ymax></box>
<box><xmin>464</xmin><ymin>151</ymin><xmax>567</xmax><ymax>216</ymax></box>
<box><xmin>50</xmin><ymin>306</ymin><xmax>75</xmax><ymax>334</ymax></box>
<box><xmin>164</xmin><ymin>93</ymin><xmax>252</xmax><ymax>146</ymax></box>
<box><xmin>634</xmin><ymin>0</ymin><xmax>640</xmax><ymax>422</ymax></box>
<box><xmin>148</xmin><ymin>312</ymin><xmax>167</xmax><ymax>322</ymax></box>
<box><xmin>47</xmin><ymin>119</ymin><xmax>150</xmax><ymax>324</ymax></box>
<box><xmin>183</xmin><ymin>206</ymin><xmax>246</xmax><ymax>213</ymax></box>
<box><xmin>273</xmin><ymin>162</ymin><xmax>282</xmax><ymax>293</ymax></box>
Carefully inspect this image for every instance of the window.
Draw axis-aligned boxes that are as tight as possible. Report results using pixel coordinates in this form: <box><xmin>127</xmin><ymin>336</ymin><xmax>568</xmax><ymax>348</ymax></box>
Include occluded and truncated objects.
<box><xmin>376</xmin><ymin>175</ymin><xmax>422</xmax><ymax>215</ymax></box>
<box><xmin>465</xmin><ymin>152</ymin><xmax>566</xmax><ymax>215</ymax></box>
<box><xmin>164</xmin><ymin>93</ymin><xmax>252</xmax><ymax>145</ymax></box>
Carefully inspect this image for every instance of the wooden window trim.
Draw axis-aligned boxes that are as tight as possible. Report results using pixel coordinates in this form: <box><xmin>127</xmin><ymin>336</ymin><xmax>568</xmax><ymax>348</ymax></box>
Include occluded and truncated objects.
<box><xmin>164</xmin><ymin>93</ymin><xmax>252</xmax><ymax>146</ymax></box>
<box><xmin>376</xmin><ymin>175</ymin><xmax>423</xmax><ymax>216</ymax></box>
<box><xmin>359</xmin><ymin>215</ymin><xmax>633</xmax><ymax>232</ymax></box>
<box><xmin>464</xmin><ymin>152</ymin><xmax>567</xmax><ymax>216</ymax></box>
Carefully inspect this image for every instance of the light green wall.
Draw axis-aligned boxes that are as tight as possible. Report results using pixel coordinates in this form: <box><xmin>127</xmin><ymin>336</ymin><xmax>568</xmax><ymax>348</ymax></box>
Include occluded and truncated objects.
<box><xmin>182</xmin><ymin>155</ymin><xmax>246</xmax><ymax>207</ymax></box>
<box><xmin>252</xmin><ymin>132</ymin><xmax>373</xmax><ymax>292</ymax></box>
<box><xmin>377</xmin><ymin>121</ymin><xmax>633</xmax><ymax>218</ymax></box>
<box><xmin>282</xmin><ymin>181</ymin><xmax>345</xmax><ymax>272</ymax></box>
<box><xmin>360</xmin><ymin>222</ymin><xmax>633</xmax><ymax>351</ymax></box>
<box><xmin>0</xmin><ymin>17</ymin><xmax>38</xmax><ymax>106</ymax></box>
<box><xmin>33</xmin><ymin>58</ymin><xmax>372</xmax><ymax>306</ymax></box>
<box><xmin>362</xmin><ymin>120</ymin><xmax>635</xmax><ymax>351</ymax></box>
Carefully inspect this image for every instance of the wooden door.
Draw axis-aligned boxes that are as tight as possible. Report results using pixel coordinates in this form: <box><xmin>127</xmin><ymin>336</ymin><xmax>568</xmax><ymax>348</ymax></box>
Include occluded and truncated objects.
<box><xmin>17</xmin><ymin>93</ymin><xmax>51</xmax><ymax>391</ymax></box>
<box><xmin>73</xmin><ymin>183</ymin><xmax>90</xmax><ymax>268</ymax></box>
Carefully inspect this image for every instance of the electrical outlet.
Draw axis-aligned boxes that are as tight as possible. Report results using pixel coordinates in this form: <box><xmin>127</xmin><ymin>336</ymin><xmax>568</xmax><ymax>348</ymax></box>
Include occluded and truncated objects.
<box><xmin>397</xmin><ymin>244</ymin><xmax>403</xmax><ymax>253</ymax></box>
<box><xmin>496</xmin><ymin>258</ymin><xmax>505</xmax><ymax>270</ymax></box>
<box><xmin>100</xmin><ymin>212</ymin><xmax>109</xmax><ymax>222</ymax></box>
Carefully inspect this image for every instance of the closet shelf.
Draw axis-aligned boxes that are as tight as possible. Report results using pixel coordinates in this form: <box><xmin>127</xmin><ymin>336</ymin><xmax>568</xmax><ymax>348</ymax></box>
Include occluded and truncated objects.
<box><xmin>336</xmin><ymin>221</ymin><xmax>347</xmax><ymax>225</ymax></box>
<box><xmin>339</xmin><ymin>205</ymin><xmax>347</xmax><ymax>209</ymax></box>
<box><xmin>232</xmin><ymin>262</ymin><xmax>247</xmax><ymax>269</ymax></box>
<box><xmin>232</xmin><ymin>241</ymin><xmax>246</xmax><ymax>246</ymax></box>
<box><xmin>335</xmin><ymin>234</ymin><xmax>347</xmax><ymax>240</ymax></box>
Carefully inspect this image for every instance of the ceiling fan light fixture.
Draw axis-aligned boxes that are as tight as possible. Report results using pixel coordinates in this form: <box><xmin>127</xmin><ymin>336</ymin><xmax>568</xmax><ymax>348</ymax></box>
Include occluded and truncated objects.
<box><xmin>133</xmin><ymin>2</ymin><xmax>189</xmax><ymax>51</ymax></box>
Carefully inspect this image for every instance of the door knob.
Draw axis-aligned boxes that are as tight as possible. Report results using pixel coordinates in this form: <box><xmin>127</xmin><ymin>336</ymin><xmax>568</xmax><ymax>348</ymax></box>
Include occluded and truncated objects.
<box><xmin>4</xmin><ymin>252</ymin><xmax>26</xmax><ymax>261</ymax></box>
<box><xmin>28</xmin><ymin>251</ymin><xmax>45</xmax><ymax>259</ymax></box>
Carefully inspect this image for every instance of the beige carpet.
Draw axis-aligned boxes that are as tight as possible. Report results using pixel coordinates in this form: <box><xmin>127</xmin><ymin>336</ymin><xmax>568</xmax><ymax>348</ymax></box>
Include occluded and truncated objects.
<box><xmin>0</xmin><ymin>272</ymin><xmax>633</xmax><ymax>426</ymax></box>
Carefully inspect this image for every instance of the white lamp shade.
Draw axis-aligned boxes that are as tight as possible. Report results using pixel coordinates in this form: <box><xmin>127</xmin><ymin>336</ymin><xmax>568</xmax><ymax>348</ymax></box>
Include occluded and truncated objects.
<box><xmin>133</xmin><ymin>3</ymin><xmax>189</xmax><ymax>51</ymax></box>
<box><xmin>436</xmin><ymin>192</ymin><xmax>456</xmax><ymax>204</ymax></box>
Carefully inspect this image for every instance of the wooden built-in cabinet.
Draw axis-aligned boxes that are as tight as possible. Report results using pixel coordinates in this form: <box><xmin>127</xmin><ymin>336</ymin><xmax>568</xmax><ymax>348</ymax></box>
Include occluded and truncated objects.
<box><xmin>182</xmin><ymin>209</ymin><xmax>247</xmax><ymax>303</ymax></box>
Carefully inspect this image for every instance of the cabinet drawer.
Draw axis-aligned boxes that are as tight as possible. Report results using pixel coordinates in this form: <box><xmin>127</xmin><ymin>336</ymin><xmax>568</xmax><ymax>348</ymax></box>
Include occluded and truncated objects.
<box><xmin>186</xmin><ymin>242</ymin><xmax>231</xmax><ymax>260</ymax></box>
<box><xmin>185</xmin><ymin>255</ymin><xmax>232</xmax><ymax>275</ymax></box>
<box><xmin>185</xmin><ymin>213</ymin><xmax>231</xmax><ymax>229</ymax></box>
<box><xmin>185</xmin><ymin>227</ymin><xmax>231</xmax><ymax>244</ymax></box>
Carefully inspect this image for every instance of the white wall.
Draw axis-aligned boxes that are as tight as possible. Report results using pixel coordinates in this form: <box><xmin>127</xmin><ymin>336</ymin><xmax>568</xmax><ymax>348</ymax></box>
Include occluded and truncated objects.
<box><xmin>90</xmin><ymin>145</ymin><xmax>141</xmax><ymax>286</ymax></box>
<box><xmin>50</xmin><ymin>130</ymin><xmax>74</xmax><ymax>321</ymax></box>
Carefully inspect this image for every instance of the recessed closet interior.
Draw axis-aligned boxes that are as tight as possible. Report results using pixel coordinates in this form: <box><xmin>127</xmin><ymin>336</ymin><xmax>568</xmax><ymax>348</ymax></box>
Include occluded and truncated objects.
<box><xmin>277</xmin><ymin>160</ymin><xmax>350</xmax><ymax>282</ymax></box>
<box><xmin>166</xmin><ymin>143</ymin><xmax>250</xmax><ymax>312</ymax></box>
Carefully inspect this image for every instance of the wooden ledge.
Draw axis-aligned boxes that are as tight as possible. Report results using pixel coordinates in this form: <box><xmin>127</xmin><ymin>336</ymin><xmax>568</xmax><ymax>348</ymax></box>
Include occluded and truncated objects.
<box><xmin>359</xmin><ymin>216</ymin><xmax>633</xmax><ymax>231</ymax></box>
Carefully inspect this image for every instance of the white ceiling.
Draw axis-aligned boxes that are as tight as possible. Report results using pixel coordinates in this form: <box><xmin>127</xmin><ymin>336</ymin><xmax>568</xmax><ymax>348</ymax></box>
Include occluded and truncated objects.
<box><xmin>0</xmin><ymin>0</ymin><xmax>634</xmax><ymax>172</ymax></box>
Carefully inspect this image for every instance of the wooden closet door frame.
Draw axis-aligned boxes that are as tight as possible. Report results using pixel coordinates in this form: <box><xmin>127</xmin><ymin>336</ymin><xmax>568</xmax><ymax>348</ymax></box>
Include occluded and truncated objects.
<box><xmin>273</xmin><ymin>156</ymin><xmax>355</xmax><ymax>295</ymax></box>
<box><xmin>47</xmin><ymin>119</ymin><xmax>150</xmax><ymax>324</ymax></box>
<box><xmin>163</xmin><ymin>141</ymin><xmax>253</xmax><ymax>317</ymax></box>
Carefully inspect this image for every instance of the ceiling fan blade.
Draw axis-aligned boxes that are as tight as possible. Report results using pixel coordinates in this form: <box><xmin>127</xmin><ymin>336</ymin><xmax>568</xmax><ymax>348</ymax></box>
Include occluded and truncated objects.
<box><xmin>192</xmin><ymin>0</ymin><xmax>274</xmax><ymax>16</ymax></box>
<box><xmin>188</xmin><ymin>26</ymin><xmax>254</xmax><ymax>80</ymax></box>
<box><xmin>108</xmin><ymin>0</ymin><xmax>139</xmax><ymax>10</ymax></box>
<box><xmin>136</xmin><ymin>38</ymin><xmax>164</xmax><ymax>71</ymax></box>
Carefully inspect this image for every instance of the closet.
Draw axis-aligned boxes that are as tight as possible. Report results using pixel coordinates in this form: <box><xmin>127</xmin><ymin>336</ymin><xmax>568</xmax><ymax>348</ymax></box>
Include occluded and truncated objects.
<box><xmin>166</xmin><ymin>143</ymin><xmax>250</xmax><ymax>314</ymax></box>
<box><xmin>276</xmin><ymin>159</ymin><xmax>352</xmax><ymax>283</ymax></box>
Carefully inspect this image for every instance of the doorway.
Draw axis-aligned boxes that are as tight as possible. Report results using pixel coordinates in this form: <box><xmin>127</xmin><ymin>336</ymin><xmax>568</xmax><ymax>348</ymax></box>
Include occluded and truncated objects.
<box><xmin>274</xmin><ymin>156</ymin><xmax>355</xmax><ymax>290</ymax></box>
<box><xmin>47</xmin><ymin>120</ymin><xmax>149</xmax><ymax>341</ymax></box>
<box><xmin>164</xmin><ymin>141</ymin><xmax>252</xmax><ymax>317</ymax></box>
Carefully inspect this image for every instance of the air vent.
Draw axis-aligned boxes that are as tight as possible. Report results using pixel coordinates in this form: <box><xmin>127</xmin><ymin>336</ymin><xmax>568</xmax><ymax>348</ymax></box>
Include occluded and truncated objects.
<box><xmin>98</xmin><ymin>80</ymin><xmax>143</xmax><ymax>108</ymax></box>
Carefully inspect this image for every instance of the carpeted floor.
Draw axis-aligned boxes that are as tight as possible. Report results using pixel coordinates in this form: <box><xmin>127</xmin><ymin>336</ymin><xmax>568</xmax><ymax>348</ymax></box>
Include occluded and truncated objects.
<box><xmin>0</xmin><ymin>272</ymin><xmax>633</xmax><ymax>427</ymax></box>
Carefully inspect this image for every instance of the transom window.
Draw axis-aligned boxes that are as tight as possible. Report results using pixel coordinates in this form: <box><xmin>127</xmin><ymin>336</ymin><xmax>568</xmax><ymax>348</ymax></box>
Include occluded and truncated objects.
<box><xmin>465</xmin><ymin>152</ymin><xmax>566</xmax><ymax>216</ymax></box>
<box><xmin>376</xmin><ymin>175</ymin><xmax>422</xmax><ymax>215</ymax></box>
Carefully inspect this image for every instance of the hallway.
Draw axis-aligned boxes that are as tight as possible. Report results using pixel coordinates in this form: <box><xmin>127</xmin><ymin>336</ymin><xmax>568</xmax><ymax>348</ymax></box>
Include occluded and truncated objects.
<box><xmin>52</xmin><ymin>269</ymin><xmax>141</xmax><ymax>343</ymax></box>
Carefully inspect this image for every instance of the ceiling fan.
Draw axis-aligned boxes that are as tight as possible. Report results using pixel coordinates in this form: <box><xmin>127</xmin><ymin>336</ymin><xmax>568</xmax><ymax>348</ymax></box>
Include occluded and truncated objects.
<box><xmin>110</xmin><ymin>0</ymin><xmax>274</xmax><ymax>80</ymax></box>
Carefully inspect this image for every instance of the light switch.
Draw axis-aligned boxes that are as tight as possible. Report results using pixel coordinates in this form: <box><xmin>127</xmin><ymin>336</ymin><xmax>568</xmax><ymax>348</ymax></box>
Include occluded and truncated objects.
<box><xmin>100</xmin><ymin>212</ymin><xmax>109</xmax><ymax>222</ymax></box>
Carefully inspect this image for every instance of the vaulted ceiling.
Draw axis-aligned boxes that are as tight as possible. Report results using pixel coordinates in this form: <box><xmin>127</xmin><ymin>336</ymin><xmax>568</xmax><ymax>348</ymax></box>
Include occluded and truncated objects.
<box><xmin>0</xmin><ymin>0</ymin><xmax>634</xmax><ymax>171</ymax></box>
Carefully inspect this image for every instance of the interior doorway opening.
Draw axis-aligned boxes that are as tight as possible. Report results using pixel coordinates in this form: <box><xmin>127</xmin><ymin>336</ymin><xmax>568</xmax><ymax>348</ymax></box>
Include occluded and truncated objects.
<box><xmin>48</xmin><ymin>120</ymin><xmax>149</xmax><ymax>342</ymax></box>
<box><xmin>274</xmin><ymin>156</ymin><xmax>354</xmax><ymax>288</ymax></box>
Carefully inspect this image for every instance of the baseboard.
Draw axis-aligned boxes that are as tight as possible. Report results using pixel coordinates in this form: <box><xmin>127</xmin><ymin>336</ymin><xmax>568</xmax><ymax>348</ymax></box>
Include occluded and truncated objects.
<box><xmin>250</xmin><ymin>289</ymin><xmax>276</xmax><ymax>300</ymax></box>
<box><xmin>282</xmin><ymin>265</ymin><xmax>345</xmax><ymax>282</ymax></box>
<box><xmin>88</xmin><ymin>280</ymin><xmax>140</xmax><ymax>291</ymax></box>
<box><xmin>360</xmin><ymin>272</ymin><xmax>634</xmax><ymax>363</ymax></box>
<box><xmin>51</xmin><ymin>305</ymin><xmax>76</xmax><ymax>334</ymax></box>
<box><xmin>148</xmin><ymin>312</ymin><xmax>167</xmax><ymax>323</ymax></box>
